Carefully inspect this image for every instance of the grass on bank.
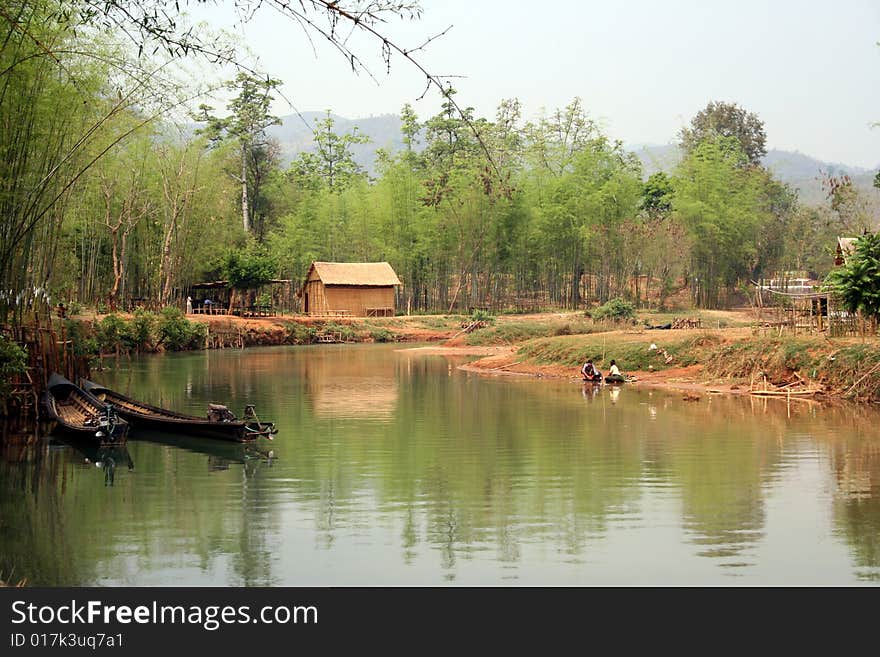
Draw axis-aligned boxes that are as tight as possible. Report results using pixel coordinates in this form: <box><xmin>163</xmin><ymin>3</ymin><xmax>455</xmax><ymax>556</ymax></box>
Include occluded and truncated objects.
<box><xmin>515</xmin><ymin>332</ymin><xmax>724</xmax><ymax>371</ymax></box>
<box><xmin>512</xmin><ymin>330</ymin><xmax>880</xmax><ymax>400</ymax></box>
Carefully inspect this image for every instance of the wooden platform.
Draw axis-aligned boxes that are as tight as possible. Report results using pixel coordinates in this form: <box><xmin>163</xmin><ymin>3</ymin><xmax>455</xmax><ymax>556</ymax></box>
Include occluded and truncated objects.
<box><xmin>307</xmin><ymin>310</ymin><xmax>351</xmax><ymax>317</ymax></box>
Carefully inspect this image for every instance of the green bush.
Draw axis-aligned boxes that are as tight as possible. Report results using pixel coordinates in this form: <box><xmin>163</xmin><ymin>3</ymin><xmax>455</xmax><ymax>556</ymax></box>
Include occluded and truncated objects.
<box><xmin>323</xmin><ymin>322</ymin><xmax>360</xmax><ymax>341</ymax></box>
<box><xmin>128</xmin><ymin>310</ymin><xmax>156</xmax><ymax>351</ymax></box>
<box><xmin>370</xmin><ymin>328</ymin><xmax>394</xmax><ymax>342</ymax></box>
<box><xmin>65</xmin><ymin>300</ymin><xmax>83</xmax><ymax>316</ymax></box>
<box><xmin>0</xmin><ymin>334</ymin><xmax>28</xmax><ymax>405</ymax></box>
<box><xmin>157</xmin><ymin>307</ymin><xmax>206</xmax><ymax>350</ymax></box>
<box><xmin>470</xmin><ymin>308</ymin><xmax>495</xmax><ymax>324</ymax></box>
<box><xmin>97</xmin><ymin>313</ymin><xmax>134</xmax><ymax>353</ymax></box>
<box><xmin>590</xmin><ymin>298</ymin><xmax>637</xmax><ymax>322</ymax></box>
<box><xmin>63</xmin><ymin>319</ymin><xmax>99</xmax><ymax>359</ymax></box>
<box><xmin>285</xmin><ymin>322</ymin><xmax>316</xmax><ymax>344</ymax></box>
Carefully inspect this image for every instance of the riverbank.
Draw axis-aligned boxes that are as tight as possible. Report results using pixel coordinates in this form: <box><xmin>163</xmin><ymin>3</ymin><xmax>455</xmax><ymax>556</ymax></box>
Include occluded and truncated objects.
<box><xmin>455</xmin><ymin>327</ymin><xmax>880</xmax><ymax>402</ymax></box>
<box><xmin>64</xmin><ymin>309</ymin><xmax>880</xmax><ymax>402</ymax></box>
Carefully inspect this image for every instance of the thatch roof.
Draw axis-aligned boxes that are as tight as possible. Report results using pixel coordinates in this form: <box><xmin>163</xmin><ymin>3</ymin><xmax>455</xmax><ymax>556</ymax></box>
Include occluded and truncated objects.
<box><xmin>836</xmin><ymin>237</ymin><xmax>858</xmax><ymax>266</ymax></box>
<box><xmin>837</xmin><ymin>237</ymin><xmax>857</xmax><ymax>255</ymax></box>
<box><xmin>191</xmin><ymin>279</ymin><xmax>291</xmax><ymax>290</ymax></box>
<box><xmin>305</xmin><ymin>262</ymin><xmax>402</xmax><ymax>288</ymax></box>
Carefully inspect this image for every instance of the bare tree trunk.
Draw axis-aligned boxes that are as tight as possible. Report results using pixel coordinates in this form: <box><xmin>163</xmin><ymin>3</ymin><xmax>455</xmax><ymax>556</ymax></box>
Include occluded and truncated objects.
<box><xmin>241</xmin><ymin>145</ymin><xmax>250</xmax><ymax>233</ymax></box>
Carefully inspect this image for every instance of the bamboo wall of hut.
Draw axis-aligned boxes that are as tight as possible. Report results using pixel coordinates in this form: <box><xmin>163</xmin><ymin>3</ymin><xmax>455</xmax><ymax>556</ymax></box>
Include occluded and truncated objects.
<box><xmin>300</xmin><ymin>262</ymin><xmax>401</xmax><ymax>317</ymax></box>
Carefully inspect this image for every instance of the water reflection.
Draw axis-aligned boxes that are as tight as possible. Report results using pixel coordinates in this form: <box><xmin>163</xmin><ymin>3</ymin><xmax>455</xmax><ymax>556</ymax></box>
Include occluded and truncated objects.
<box><xmin>50</xmin><ymin>438</ymin><xmax>134</xmax><ymax>486</ymax></box>
<box><xmin>2</xmin><ymin>345</ymin><xmax>880</xmax><ymax>584</ymax></box>
<box><xmin>132</xmin><ymin>431</ymin><xmax>276</xmax><ymax>472</ymax></box>
<box><xmin>303</xmin><ymin>345</ymin><xmax>399</xmax><ymax>420</ymax></box>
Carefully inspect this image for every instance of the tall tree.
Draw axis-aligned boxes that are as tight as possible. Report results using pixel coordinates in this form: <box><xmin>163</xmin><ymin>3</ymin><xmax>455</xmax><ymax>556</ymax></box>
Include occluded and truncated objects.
<box><xmin>196</xmin><ymin>73</ymin><xmax>281</xmax><ymax>234</ymax></box>
<box><xmin>680</xmin><ymin>101</ymin><xmax>767</xmax><ymax>166</ymax></box>
<box><xmin>291</xmin><ymin>112</ymin><xmax>370</xmax><ymax>192</ymax></box>
<box><xmin>672</xmin><ymin>136</ymin><xmax>771</xmax><ymax>307</ymax></box>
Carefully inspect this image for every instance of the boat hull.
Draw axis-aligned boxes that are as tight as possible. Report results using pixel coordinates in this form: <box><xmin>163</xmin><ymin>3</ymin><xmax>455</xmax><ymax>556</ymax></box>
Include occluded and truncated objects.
<box><xmin>81</xmin><ymin>380</ymin><xmax>276</xmax><ymax>442</ymax></box>
<box><xmin>43</xmin><ymin>374</ymin><xmax>129</xmax><ymax>445</ymax></box>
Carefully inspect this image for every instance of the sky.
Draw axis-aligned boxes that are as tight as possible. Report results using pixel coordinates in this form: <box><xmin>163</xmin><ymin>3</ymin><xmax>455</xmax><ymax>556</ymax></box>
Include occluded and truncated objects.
<box><xmin>185</xmin><ymin>0</ymin><xmax>880</xmax><ymax>169</ymax></box>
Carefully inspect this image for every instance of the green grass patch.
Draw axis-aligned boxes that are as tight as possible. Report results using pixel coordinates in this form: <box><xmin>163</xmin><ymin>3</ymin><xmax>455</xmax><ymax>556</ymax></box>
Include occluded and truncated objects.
<box><xmin>465</xmin><ymin>318</ymin><xmax>605</xmax><ymax>346</ymax></box>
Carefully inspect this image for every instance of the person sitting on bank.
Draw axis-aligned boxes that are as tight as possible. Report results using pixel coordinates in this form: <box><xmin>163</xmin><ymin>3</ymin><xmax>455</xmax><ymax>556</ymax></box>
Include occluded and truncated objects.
<box><xmin>581</xmin><ymin>359</ymin><xmax>602</xmax><ymax>382</ymax></box>
<box><xmin>605</xmin><ymin>359</ymin><xmax>626</xmax><ymax>383</ymax></box>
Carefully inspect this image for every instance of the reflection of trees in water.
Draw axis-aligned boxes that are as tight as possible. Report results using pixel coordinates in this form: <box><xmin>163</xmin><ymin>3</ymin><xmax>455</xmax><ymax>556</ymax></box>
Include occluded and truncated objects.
<box><xmin>0</xmin><ymin>425</ymin><xmax>278</xmax><ymax>585</ymax></box>
<box><xmin>0</xmin><ymin>434</ymin><xmax>118</xmax><ymax>585</ymax></box>
<box><xmin>830</xmin><ymin>440</ymin><xmax>880</xmax><ymax>581</ymax></box>
<box><xmin>401</xmin><ymin>505</ymin><xmax>418</xmax><ymax>565</ymax></box>
<box><xmin>230</xmin><ymin>462</ymin><xmax>277</xmax><ymax>586</ymax></box>
<box><xmin>642</xmin><ymin>397</ymin><xmax>784</xmax><ymax>567</ymax></box>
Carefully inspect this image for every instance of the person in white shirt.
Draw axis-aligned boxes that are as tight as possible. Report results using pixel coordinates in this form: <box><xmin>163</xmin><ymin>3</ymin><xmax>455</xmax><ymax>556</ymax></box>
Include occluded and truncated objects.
<box><xmin>608</xmin><ymin>360</ymin><xmax>621</xmax><ymax>377</ymax></box>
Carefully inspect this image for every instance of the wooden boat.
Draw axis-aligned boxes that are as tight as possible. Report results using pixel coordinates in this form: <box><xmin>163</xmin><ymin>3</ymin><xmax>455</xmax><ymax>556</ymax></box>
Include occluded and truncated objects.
<box><xmin>80</xmin><ymin>379</ymin><xmax>277</xmax><ymax>442</ymax></box>
<box><xmin>42</xmin><ymin>373</ymin><xmax>129</xmax><ymax>444</ymax></box>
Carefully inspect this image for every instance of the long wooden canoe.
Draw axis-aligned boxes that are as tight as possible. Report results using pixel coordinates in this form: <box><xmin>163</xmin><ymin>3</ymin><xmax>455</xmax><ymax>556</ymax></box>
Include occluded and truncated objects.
<box><xmin>80</xmin><ymin>379</ymin><xmax>277</xmax><ymax>442</ymax></box>
<box><xmin>42</xmin><ymin>373</ymin><xmax>129</xmax><ymax>444</ymax></box>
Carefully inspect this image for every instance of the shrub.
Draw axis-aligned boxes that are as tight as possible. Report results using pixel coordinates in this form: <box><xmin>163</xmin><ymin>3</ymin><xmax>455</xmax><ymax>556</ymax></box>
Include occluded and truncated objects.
<box><xmin>128</xmin><ymin>310</ymin><xmax>156</xmax><ymax>351</ymax></box>
<box><xmin>285</xmin><ymin>322</ymin><xmax>316</xmax><ymax>344</ymax></box>
<box><xmin>157</xmin><ymin>307</ymin><xmax>206</xmax><ymax>350</ymax></box>
<box><xmin>65</xmin><ymin>300</ymin><xmax>83</xmax><ymax>316</ymax></box>
<box><xmin>370</xmin><ymin>328</ymin><xmax>394</xmax><ymax>342</ymax></box>
<box><xmin>470</xmin><ymin>308</ymin><xmax>495</xmax><ymax>324</ymax></box>
<box><xmin>0</xmin><ymin>334</ymin><xmax>28</xmax><ymax>406</ymax></box>
<box><xmin>590</xmin><ymin>298</ymin><xmax>637</xmax><ymax>322</ymax></box>
<box><xmin>63</xmin><ymin>319</ymin><xmax>99</xmax><ymax>360</ymax></box>
<box><xmin>325</xmin><ymin>322</ymin><xmax>360</xmax><ymax>341</ymax></box>
<box><xmin>97</xmin><ymin>313</ymin><xmax>134</xmax><ymax>353</ymax></box>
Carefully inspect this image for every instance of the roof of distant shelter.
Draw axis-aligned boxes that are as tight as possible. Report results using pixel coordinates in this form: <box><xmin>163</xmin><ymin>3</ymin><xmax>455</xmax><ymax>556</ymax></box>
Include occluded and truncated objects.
<box><xmin>306</xmin><ymin>262</ymin><xmax>402</xmax><ymax>287</ymax></box>
<box><xmin>837</xmin><ymin>237</ymin><xmax>858</xmax><ymax>255</ymax></box>
<box><xmin>190</xmin><ymin>279</ymin><xmax>291</xmax><ymax>290</ymax></box>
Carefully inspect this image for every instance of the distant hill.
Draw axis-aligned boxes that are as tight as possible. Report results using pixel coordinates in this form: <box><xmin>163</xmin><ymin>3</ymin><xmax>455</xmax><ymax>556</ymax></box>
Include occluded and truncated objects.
<box><xmin>266</xmin><ymin>112</ymin><xmax>879</xmax><ymax>207</ymax></box>
<box><xmin>267</xmin><ymin>112</ymin><xmax>410</xmax><ymax>176</ymax></box>
<box><xmin>629</xmin><ymin>143</ymin><xmax>879</xmax><ymax>206</ymax></box>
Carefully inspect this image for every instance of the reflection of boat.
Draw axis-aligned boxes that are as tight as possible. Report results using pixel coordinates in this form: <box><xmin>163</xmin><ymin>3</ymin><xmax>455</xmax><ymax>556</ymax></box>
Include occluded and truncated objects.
<box><xmin>81</xmin><ymin>379</ymin><xmax>277</xmax><ymax>442</ymax></box>
<box><xmin>50</xmin><ymin>436</ymin><xmax>134</xmax><ymax>486</ymax></box>
<box><xmin>132</xmin><ymin>429</ymin><xmax>276</xmax><ymax>465</ymax></box>
<box><xmin>42</xmin><ymin>374</ymin><xmax>129</xmax><ymax>444</ymax></box>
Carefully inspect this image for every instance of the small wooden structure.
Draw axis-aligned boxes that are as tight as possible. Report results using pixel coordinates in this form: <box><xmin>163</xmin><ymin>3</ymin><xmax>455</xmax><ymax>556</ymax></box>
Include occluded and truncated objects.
<box><xmin>299</xmin><ymin>262</ymin><xmax>402</xmax><ymax>317</ymax></box>
<box><xmin>188</xmin><ymin>279</ymin><xmax>292</xmax><ymax>315</ymax></box>
<box><xmin>752</xmin><ymin>268</ymin><xmax>862</xmax><ymax>336</ymax></box>
<box><xmin>835</xmin><ymin>237</ymin><xmax>858</xmax><ymax>266</ymax></box>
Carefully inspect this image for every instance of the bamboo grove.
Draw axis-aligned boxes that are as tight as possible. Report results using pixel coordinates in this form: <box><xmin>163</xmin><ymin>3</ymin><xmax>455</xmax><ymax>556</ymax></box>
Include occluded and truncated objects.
<box><xmin>2</xmin><ymin>1</ymin><xmax>874</xmax><ymax>329</ymax></box>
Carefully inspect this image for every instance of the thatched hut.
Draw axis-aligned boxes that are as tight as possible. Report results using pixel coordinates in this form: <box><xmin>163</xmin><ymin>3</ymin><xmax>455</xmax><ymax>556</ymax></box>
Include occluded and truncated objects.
<box><xmin>299</xmin><ymin>262</ymin><xmax>402</xmax><ymax>316</ymax></box>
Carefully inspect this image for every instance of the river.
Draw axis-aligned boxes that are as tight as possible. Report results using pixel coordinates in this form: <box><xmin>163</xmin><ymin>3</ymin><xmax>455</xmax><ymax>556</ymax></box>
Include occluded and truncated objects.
<box><xmin>1</xmin><ymin>343</ymin><xmax>878</xmax><ymax>585</ymax></box>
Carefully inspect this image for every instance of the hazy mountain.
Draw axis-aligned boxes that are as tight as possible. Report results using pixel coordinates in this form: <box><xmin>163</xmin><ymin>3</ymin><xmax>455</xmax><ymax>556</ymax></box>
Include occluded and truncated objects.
<box><xmin>266</xmin><ymin>112</ymin><xmax>878</xmax><ymax>206</ymax></box>
<box><xmin>267</xmin><ymin>112</ymin><xmax>411</xmax><ymax>176</ymax></box>
<box><xmin>629</xmin><ymin>143</ymin><xmax>879</xmax><ymax>206</ymax></box>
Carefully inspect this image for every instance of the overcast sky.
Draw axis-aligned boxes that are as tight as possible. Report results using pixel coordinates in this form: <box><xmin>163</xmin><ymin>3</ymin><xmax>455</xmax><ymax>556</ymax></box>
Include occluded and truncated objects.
<box><xmin>186</xmin><ymin>0</ymin><xmax>880</xmax><ymax>168</ymax></box>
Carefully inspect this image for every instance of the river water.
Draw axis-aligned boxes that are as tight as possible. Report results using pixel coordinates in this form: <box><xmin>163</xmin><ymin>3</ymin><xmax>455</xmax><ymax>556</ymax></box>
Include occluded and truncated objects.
<box><xmin>1</xmin><ymin>343</ymin><xmax>878</xmax><ymax>585</ymax></box>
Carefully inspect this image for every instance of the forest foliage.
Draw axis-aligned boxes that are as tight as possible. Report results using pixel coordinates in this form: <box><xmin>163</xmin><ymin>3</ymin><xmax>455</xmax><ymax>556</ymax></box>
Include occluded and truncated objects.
<box><xmin>1</xmin><ymin>0</ymin><xmax>873</xmax><ymax>330</ymax></box>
